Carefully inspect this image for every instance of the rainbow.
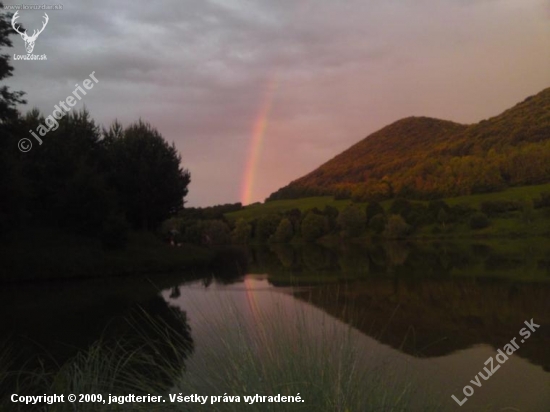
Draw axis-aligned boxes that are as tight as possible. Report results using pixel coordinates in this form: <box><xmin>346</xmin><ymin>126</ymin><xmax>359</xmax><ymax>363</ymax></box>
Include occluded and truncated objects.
<box><xmin>240</xmin><ymin>77</ymin><xmax>278</xmax><ymax>205</ymax></box>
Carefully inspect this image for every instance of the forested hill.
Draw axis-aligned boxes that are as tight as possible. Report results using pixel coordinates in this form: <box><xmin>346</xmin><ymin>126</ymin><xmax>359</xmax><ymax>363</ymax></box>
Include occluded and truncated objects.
<box><xmin>268</xmin><ymin>88</ymin><xmax>550</xmax><ymax>202</ymax></box>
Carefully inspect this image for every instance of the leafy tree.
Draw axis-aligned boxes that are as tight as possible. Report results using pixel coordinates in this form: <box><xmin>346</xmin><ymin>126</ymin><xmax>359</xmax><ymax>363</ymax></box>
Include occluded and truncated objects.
<box><xmin>368</xmin><ymin>213</ymin><xmax>386</xmax><ymax>234</ymax></box>
<box><xmin>301</xmin><ymin>213</ymin><xmax>328</xmax><ymax>242</ymax></box>
<box><xmin>389</xmin><ymin>198</ymin><xmax>412</xmax><ymax>218</ymax></box>
<box><xmin>100</xmin><ymin>212</ymin><xmax>129</xmax><ymax>250</ymax></box>
<box><xmin>366</xmin><ymin>201</ymin><xmax>384</xmax><ymax>224</ymax></box>
<box><xmin>428</xmin><ymin>200</ymin><xmax>450</xmax><ymax>220</ymax></box>
<box><xmin>480</xmin><ymin>200</ymin><xmax>520</xmax><ymax>217</ymax></box>
<box><xmin>0</xmin><ymin>4</ymin><xmax>26</xmax><ymax>231</ymax></box>
<box><xmin>0</xmin><ymin>3</ymin><xmax>26</xmax><ymax>123</ymax></box>
<box><xmin>437</xmin><ymin>208</ymin><xmax>450</xmax><ymax>230</ymax></box>
<box><xmin>323</xmin><ymin>205</ymin><xmax>339</xmax><ymax>231</ymax></box>
<box><xmin>450</xmin><ymin>203</ymin><xmax>476</xmax><ymax>221</ymax></box>
<box><xmin>520</xmin><ymin>199</ymin><xmax>535</xmax><ymax>224</ymax></box>
<box><xmin>284</xmin><ymin>208</ymin><xmax>302</xmax><ymax>234</ymax></box>
<box><xmin>272</xmin><ymin>218</ymin><xmax>293</xmax><ymax>243</ymax></box>
<box><xmin>533</xmin><ymin>192</ymin><xmax>550</xmax><ymax>209</ymax></box>
<box><xmin>105</xmin><ymin>120</ymin><xmax>191</xmax><ymax>230</ymax></box>
<box><xmin>337</xmin><ymin>204</ymin><xmax>366</xmax><ymax>237</ymax></box>
<box><xmin>201</xmin><ymin>220</ymin><xmax>230</xmax><ymax>245</ymax></box>
<box><xmin>255</xmin><ymin>214</ymin><xmax>281</xmax><ymax>242</ymax></box>
<box><xmin>383</xmin><ymin>215</ymin><xmax>411</xmax><ymax>238</ymax></box>
<box><xmin>184</xmin><ymin>221</ymin><xmax>203</xmax><ymax>244</ymax></box>
<box><xmin>231</xmin><ymin>218</ymin><xmax>251</xmax><ymax>244</ymax></box>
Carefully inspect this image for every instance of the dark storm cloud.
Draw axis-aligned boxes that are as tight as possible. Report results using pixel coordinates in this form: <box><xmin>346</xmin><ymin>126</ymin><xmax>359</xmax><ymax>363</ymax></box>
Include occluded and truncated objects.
<box><xmin>4</xmin><ymin>0</ymin><xmax>549</xmax><ymax>205</ymax></box>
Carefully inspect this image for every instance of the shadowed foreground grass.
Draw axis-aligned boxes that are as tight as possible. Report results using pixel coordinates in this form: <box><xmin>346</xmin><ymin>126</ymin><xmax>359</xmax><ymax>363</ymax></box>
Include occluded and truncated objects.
<box><xmin>0</xmin><ymin>297</ymin><xmax>439</xmax><ymax>412</ymax></box>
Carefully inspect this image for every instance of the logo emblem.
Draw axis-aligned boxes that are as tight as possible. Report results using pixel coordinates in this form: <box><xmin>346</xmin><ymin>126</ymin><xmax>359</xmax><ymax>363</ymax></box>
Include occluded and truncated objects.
<box><xmin>11</xmin><ymin>11</ymin><xmax>49</xmax><ymax>54</ymax></box>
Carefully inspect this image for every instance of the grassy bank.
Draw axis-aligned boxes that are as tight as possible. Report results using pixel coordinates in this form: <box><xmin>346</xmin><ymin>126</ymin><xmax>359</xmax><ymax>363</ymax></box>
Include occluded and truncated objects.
<box><xmin>0</xmin><ymin>227</ymin><xmax>215</xmax><ymax>282</ymax></box>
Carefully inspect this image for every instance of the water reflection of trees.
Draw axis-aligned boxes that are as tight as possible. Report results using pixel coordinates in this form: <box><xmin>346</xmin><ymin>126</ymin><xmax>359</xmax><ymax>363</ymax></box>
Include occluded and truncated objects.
<box><xmin>248</xmin><ymin>241</ymin><xmax>550</xmax><ymax>371</ymax></box>
<box><xmin>1</xmin><ymin>290</ymin><xmax>194</xmax><ymax>403</ymax></box>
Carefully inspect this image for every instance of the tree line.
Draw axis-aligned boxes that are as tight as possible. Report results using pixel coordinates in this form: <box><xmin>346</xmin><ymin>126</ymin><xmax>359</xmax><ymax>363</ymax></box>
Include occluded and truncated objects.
<box><xmin>0</xmin><ymin>5</ymin><xmax>191</xmax><ymax>249</ymax></box>
<box><xmin>1</xmin><ymin>111</ymin><xmax>191</xmax><ymax>248</ymax></box>
<box><xmin>163</xmin><ymin>192</ymin><xmax>550</xmax><ymax>246</ymax></box>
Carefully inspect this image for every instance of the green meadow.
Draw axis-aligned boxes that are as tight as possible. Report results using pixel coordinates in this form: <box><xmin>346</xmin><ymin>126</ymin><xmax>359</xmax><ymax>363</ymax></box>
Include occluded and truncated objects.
<box><xmin>226</xmin><ymin>197</ymin><xmax>361</xmax><ymax>221</ymax></box>
<box><xmin>225</xmin><ymin>183</ymin><xmax>550</xmax><ymax>239</ymax></box>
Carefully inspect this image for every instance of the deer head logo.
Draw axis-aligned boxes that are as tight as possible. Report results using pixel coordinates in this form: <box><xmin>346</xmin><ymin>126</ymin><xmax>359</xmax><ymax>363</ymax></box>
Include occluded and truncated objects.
<box><xmin>11</xmin><ymin>11</ymin><xmax>49</xmax><ymax>54</ymax></box>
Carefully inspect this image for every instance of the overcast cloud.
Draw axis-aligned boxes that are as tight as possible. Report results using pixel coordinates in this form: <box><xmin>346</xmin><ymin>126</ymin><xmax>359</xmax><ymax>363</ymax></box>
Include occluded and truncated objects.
<box><xmin>4</xmin><ymin>0</ymin><xmax>550</xmax><ymax>205</ymax></box>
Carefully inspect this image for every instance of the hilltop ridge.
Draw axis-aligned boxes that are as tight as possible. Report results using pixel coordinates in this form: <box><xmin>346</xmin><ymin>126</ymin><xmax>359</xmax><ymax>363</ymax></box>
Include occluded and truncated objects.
<box><xmin>268</xmin><ymin>88</ymin><xmax>550</xmax><ymax>202</ymax></box>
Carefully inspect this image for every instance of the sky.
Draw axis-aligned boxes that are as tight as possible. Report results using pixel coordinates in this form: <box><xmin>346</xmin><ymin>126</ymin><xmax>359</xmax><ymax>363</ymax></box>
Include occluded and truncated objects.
<box><xmin>3</xmin><ymin>0</ymin><xmax>550</xmax><ymax>206</ymax></box>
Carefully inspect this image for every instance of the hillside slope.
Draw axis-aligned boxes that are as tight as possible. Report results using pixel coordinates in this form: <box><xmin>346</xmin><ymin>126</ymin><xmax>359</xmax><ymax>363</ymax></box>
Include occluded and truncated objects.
<box><xmin>268</xmin><ymin>88</ymin><xmax>550</xmax><ymax>201</ymax></box>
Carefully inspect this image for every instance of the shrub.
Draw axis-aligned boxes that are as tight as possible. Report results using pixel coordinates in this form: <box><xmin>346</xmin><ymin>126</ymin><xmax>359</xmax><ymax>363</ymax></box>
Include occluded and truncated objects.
<box><xmin>428</xmin><ymin>200</ymin><xmax>451</xmax><ymax>220</ymax></box>
<box><xmin>405</xmin><ymin>203</ymin><xmax>431</xmax><ymax>227</ymax></box>
<box><xmin>469</xmin><ymin>212</ymin><xmax>490</xmax><ymax>230</ymax></box>
<box><xmin>450</xmin><ymin>203</ymin><xmax>476</xmax><ymax>220</ymax></box>
<box><xmin>437</xmin><ymin>208</ymin><xmax>450</xmax><ymax>229</ymax></box>
<box><xmin>520</xmin><ymin>199</ymin><xmax>535</xmax><ymax>224</ymax></box>
<box><xmin>389</xmin><ymin>198</ymin><xmax>412</xmax><ymax>217</ymax></box>
<box><xmin>533</xmin><ymin>192</ymin><xmax>550</xmax><ymax>209</ymax></box>
<box><xmin>368</xmin><ymin>213</ymin><xmax>386</xmax><ymax>234</ymax></box>
<box><xmin>480</xmin><ymin>200</ymin><xmax>520</xmax><ymax>217</ymax></box>
<box><xmin>383</xmin><ymin>215</ymin><xmax>411</xmax><ymax>238</ymax></box>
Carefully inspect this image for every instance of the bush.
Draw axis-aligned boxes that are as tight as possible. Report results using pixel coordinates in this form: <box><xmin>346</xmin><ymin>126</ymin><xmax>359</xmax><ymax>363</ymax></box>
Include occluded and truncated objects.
<box><xmin>405</xmin><ymin>203</ymin><xmax>430</xmax><ymax>227</ymax></box>
<box><xmin>428</xmin><ymin>200</ymin><xmax>451</xmax><ymax>220</ymax></box>
<box><xmin>469</xmin><ymin>212</ymin><xmax>490</xmax><ymax>230</ymax></box>
<box><xmin>337</xmin><ymin>204</ymin><xmax>366</xmax><ymax>237</ymax></box>
<box><xmin>301</xmin><ymin>213</ymin><xmax>328</xmax><ymax>242</ymax></box>
<box><xmin>389</xmin><ymin>198</ymin><xmax>412</xmax><ymax>217</ymax></box>
<box><xmin>383</xmin><ymin>215</ymin><xmax>411</xmax><ymax>238</ymax></box>
<box><xmin>368</xmin><ymin>213</ymin><xmax>386</xmax><ymax>234</ymax></box>
<box><xmin>480</xmin><ymin>200</ymin><xmax>520</xmax><ymax>217</ymax></box>
<box><xmin>450</xmin><ymin>203</ymin><xmax>476</xmax><ymax>221</ymax></box>
<box><xmin>520</xmin><ymin>199</ymin><xmax>535</xmax><ymax>224</ymax></box>
<box><xmin>533</xmin><ymin>192</ymin><xmax>550</xmax><ymax>209</ymax></box>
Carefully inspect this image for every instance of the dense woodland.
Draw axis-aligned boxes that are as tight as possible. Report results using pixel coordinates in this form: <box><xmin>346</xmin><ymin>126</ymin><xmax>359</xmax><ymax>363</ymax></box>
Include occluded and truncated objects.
<box><xmin>0</xmin><ymin>6</ymin><xmax>190</xmax><ymax>250</ymax></box>
<box><xmin>268</xmin><ymin>88</ymin><xmax>550</xmax><ymax>202</ymax></box>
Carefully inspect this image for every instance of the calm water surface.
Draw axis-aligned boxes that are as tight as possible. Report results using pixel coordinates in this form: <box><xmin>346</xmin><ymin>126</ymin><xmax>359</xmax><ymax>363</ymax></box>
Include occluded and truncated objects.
<box><xmin>2</xmin><ymin>240</ymin><xmax>550</xmax><ymax>411</ymax></box>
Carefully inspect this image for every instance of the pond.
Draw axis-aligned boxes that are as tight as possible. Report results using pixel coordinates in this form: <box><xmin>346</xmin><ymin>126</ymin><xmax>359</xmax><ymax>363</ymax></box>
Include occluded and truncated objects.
<box><xmin>2</xmin><ymin>240</ymin><xmax>550</xmax><ymax>411</ymax></box>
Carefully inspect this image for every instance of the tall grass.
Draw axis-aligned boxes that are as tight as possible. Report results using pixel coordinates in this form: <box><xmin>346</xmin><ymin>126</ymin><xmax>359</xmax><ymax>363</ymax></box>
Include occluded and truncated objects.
<box><xmin>1</xmin><ymin>294</ymin><xmax>438</xmax><ymax>412</ymax></box>
<box><xmin>173</xmin><ymin>292</ymin><xmax>437</xmax><ymax>411</ymax></box>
